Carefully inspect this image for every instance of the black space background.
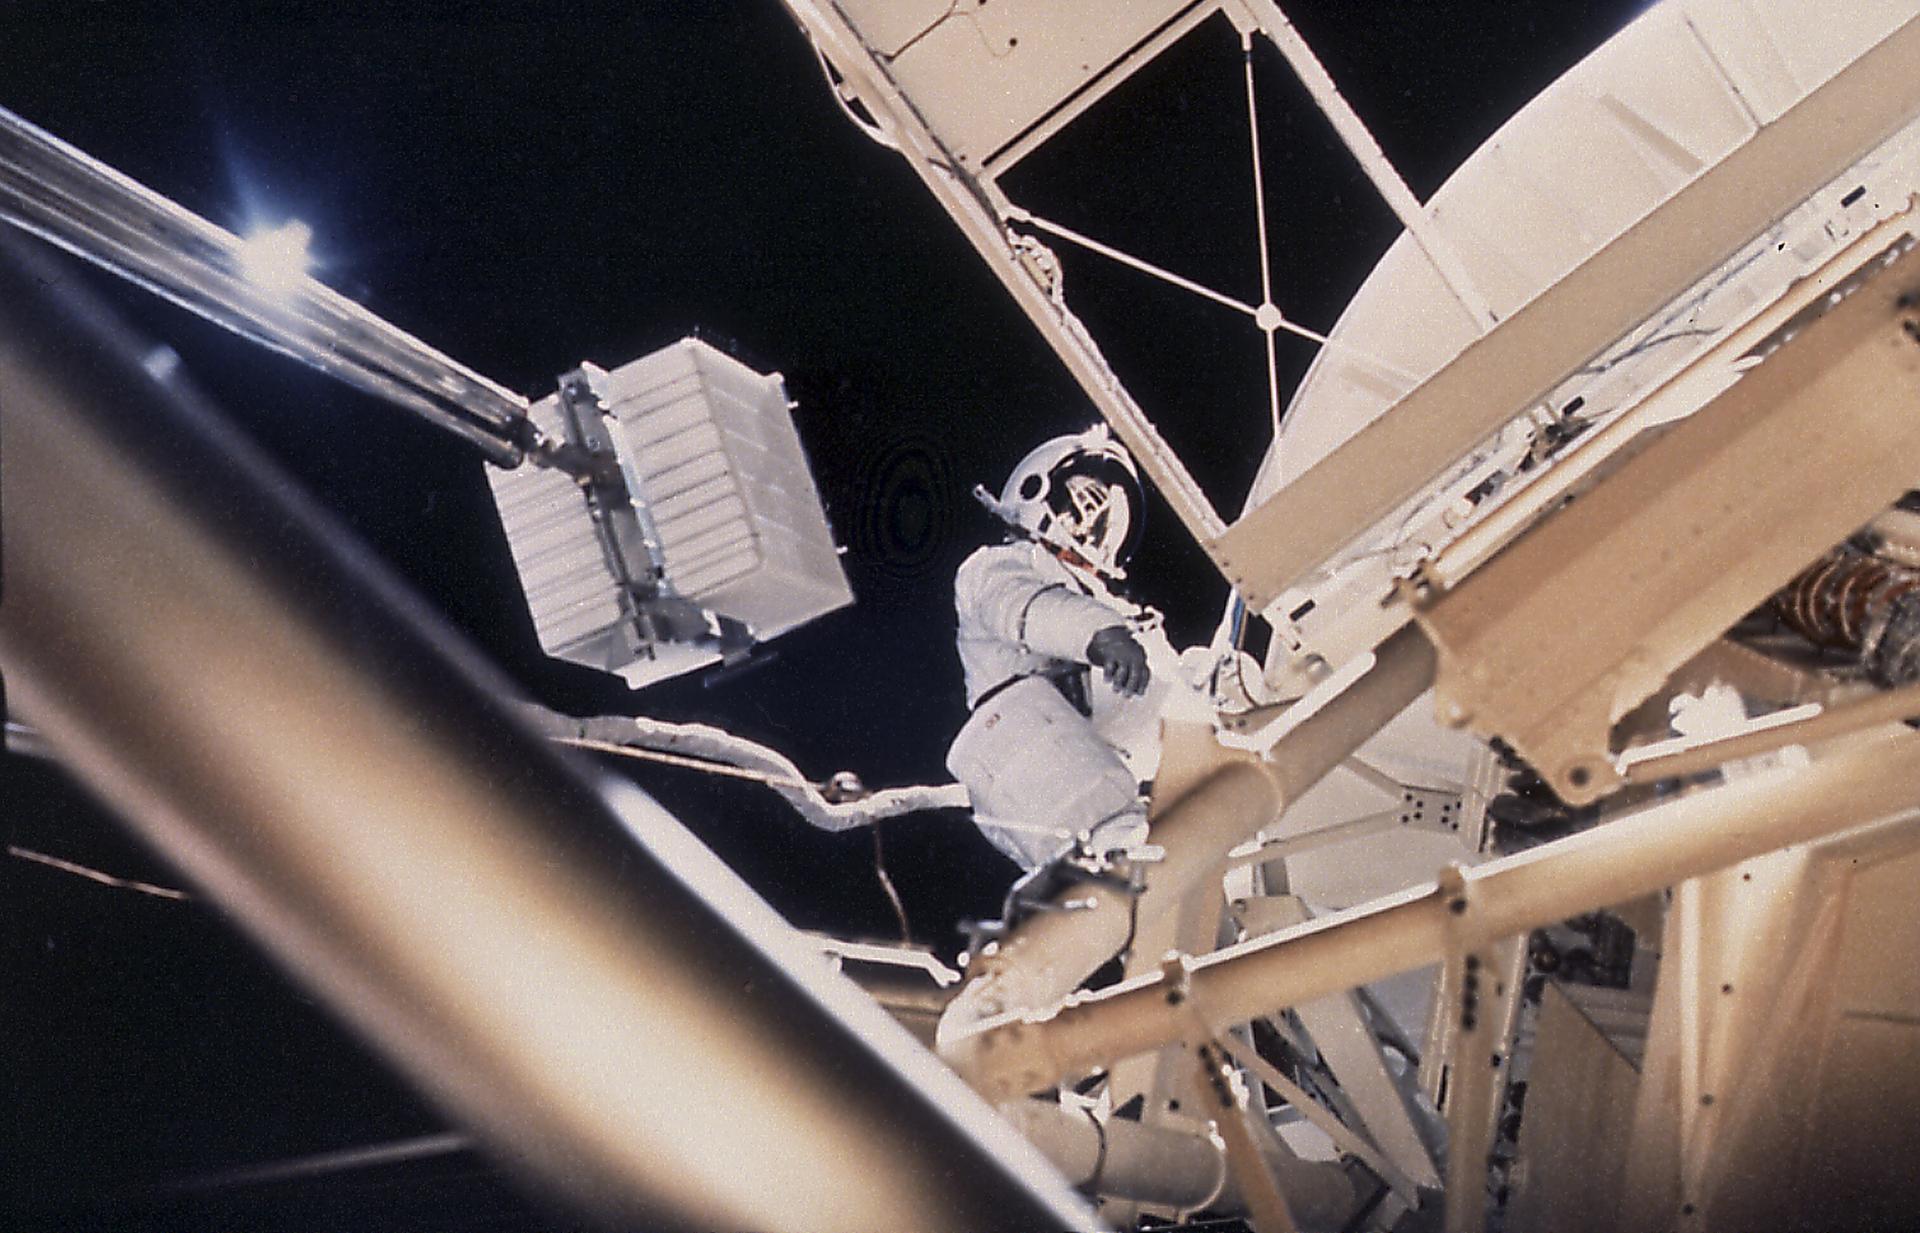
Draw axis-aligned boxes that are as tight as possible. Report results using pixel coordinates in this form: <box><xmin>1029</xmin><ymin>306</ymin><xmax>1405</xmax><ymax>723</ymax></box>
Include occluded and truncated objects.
<box><xmin>1</xmin><ymin>4</ymin><xmax>1643</xmax><ymax>1227</ymax></box>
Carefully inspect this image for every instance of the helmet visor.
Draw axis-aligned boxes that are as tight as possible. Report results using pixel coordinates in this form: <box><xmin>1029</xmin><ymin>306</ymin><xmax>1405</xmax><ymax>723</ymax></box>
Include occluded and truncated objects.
<box><xmin>1047</xmin><ymin>451</ymin><xmax>1144</xmax><ymax>569</ymax></box>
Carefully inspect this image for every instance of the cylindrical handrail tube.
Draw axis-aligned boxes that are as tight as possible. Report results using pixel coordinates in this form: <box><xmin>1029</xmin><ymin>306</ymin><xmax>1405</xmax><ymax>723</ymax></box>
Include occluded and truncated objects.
<box><xmin>1001</xmin><ymin>1100</ymin><xmax>1226</xmax><ymax>1210</ymax></box>
<box><xmin>999</xmin><ymin>1098</ymin><xmax>1357</xmax><ymax>1229</ymax></box>
<box><xmin>0</xmin><ymin>238</ymin><xmax>1099</xmax><ymax>1233</ymax></box>
<box><xmin>1259</xmin><ymin>625</ymin><xmax>1437</xmax><ymax>803</ymax></box>
<box><xmin>936</xmin><ymin>763</ymin><xmax>1279</xmax><ymax>1079</ymax></box>
<box><xmin>938</xmin><ymin>881</ymin><xmax>1138</xmax><ymax>1052</ymax></box>
<box><xmin>1129</xmin><ymin>758</ymin><xmax>1282</xmax><ymax>929</ymax></box>
<box><xmin>962</xmin><ymin>724</ymin><xmax>1920</xmax><ymax>1101</ymax></box>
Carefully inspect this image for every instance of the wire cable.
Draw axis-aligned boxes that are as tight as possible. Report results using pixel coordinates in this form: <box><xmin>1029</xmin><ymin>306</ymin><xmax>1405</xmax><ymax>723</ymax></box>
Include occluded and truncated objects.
<box><xmin>871</xmin><ymin>823</ymin><xmax>913</xmax><ymax>943</ymax></box>
<box><xmin>1244</xmin><ymin>34</ymin><xmax>1285</xmax><ymax>439</ymax></box>
<box><xmin>1005</xmin><ymin>204</ymin><xmax>1422</xmax><ymax>387</ymax></box>
<box><xmin>558</xmin><ymin>734</ymin><xmax>823</xmax><ymax>792</ymax></box>
<box><xmin>1005</xmin><ymin>204</ymin><xmax>1260</xmax><ymax>318</ymax></box>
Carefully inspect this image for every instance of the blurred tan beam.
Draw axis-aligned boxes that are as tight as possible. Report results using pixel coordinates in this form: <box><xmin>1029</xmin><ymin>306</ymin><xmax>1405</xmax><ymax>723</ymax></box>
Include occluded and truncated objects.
<box><xmin>0</xmin><ymin>237</ymin><xmax>1099</xmax><ymax>1233</ymax></box>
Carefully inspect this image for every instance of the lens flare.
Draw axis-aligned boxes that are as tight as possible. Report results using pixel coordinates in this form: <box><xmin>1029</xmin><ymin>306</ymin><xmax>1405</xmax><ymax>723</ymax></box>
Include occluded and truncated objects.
<box><xmin>236</xmin><ymin>220</ymin><xmax>312</xmax><ymax>295</ymax></box>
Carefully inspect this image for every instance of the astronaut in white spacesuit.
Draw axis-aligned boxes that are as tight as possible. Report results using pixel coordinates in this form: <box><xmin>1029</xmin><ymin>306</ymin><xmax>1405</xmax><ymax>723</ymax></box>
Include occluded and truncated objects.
<box><xmin>946</xmin><ymin>427</ymin><xmax>1176</xmax><ymax>871</ymax></box>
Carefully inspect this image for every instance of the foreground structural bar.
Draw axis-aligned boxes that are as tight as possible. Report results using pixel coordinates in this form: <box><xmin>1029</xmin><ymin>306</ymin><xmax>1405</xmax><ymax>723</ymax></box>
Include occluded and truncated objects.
<box><xmin>0</xmin><ymin>237</ymin><xmax>1099</xmax><ymax>1233</ymax></box>
<box><xmin>962</xmin><ymin>724</ymin><xmax>1920</xmax><ymax>1101</ymax></box>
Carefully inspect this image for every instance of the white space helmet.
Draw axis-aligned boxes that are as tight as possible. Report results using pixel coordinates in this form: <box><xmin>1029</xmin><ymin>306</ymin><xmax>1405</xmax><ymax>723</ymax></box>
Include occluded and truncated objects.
<box><xmin>982</xmin><ymin>426</ymin><xmax>1145</xmax><ymax>576</ymax></box>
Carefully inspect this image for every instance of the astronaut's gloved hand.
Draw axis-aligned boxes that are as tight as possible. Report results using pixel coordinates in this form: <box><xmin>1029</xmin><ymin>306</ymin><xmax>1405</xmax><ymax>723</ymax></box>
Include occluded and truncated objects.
<box><xmin>1087</xmin><ymin>625</ymin><xmax>1151</xmax><ymax>696</ymax></box>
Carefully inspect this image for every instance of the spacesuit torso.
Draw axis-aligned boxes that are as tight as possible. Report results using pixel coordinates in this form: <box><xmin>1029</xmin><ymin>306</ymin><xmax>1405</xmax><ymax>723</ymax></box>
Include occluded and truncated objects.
<box><xmin>947</xmin><ymin>540</ymin><xmax>1170</xmax><ymax>869</ymax></box>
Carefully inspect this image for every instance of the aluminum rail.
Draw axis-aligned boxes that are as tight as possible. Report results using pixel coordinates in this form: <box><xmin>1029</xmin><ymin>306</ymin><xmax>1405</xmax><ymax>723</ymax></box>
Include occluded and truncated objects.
<box><xmin>0</xmin><ymin>236</ymin><xmax>1099</xmax><ymax>1233</ymax></box>
<box><xmin>1619</xmin><ymin>677</ymin><xmax>1920</xmax><ymax>784</ymax></box>
<box><xmin>959</xmin><ymin>723</ymin><xmax>1920</xmax><ymax>1103</ymax></box>
<box><xmin>0</xmin><ymin>105</ymin><xmax>534</xmax><ymax>468</ymax></box>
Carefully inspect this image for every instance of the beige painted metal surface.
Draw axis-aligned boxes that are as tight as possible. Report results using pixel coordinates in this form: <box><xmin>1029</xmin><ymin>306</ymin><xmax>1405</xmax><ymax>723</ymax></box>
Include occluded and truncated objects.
<box><xmin>1616</xmin><ymin>816</ymin><xmax>1920</xmax><ymax>1232</ymax></box>
<box><xmin>1506</xmin><ymin>984</ymin><xmax>1641</xmax><ymax>1233</ymax></box>
<box><xmin>1194</xmin><ymin>1042</ymin><xmax>1303</xmax><ymax>1233</ymax></box>
<box><xmin>1438</xmin><ymin>934</ymin><xmax>1522</xmax><ymax>1233</ymax></box>
<box><xmin>999</xmin><ymin>1099</ymin><xmax>1228</xmax><ymax>1210</ymax></box>
<box><xmin>829</xmin><ymin>0</ymin><xmax>1206</xmax><ymax>171</ymax></box>
<box><xmin>1220</xmin><ymin>10</ymin><xmax>1920</xmax><ymax>609</ymax></box>
<box><xmin>959</xmin><ymin>725</ymin><xmax>1920</xmax><ymax>1103</ymax></box>
<box><xmin>1100</xmin><ymin>724</ymin><xmax>1244</xmax><ymax>1212</ymax></box>
<box><xmin>1236</xmin><ymin>895</ymin><xmax>1440</xmax><ymax>1194</ymax></box>
<box><xmin>1421</xmin><ymin>207</ymin><xmax>1920</xmax><ymax>596</ymax></box>
<box><xmin>1262</xmin><ymin>0</ymin><xmax>1920</xmax><ymax>489</ymax></box>
<box><xmin>1416</xmin><ymin>237</ymin><xmax>1920</xmax><ymax>804</ymax></box>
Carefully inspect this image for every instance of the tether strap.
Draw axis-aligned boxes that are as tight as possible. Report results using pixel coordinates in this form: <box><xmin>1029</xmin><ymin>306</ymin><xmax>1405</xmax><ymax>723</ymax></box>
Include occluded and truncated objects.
<box><xmin>971</xmin><ymin>666</ymin><xmax>1093</xmax><ymax>718</ymax></box>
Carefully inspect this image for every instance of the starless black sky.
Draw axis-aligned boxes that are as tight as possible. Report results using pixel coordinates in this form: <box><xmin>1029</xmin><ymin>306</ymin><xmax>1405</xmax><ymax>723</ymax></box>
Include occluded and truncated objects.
<box><xmin>1</xmin><ymin>2</ymin><xmax>1643</xmax><ymax>1224</ymax></box>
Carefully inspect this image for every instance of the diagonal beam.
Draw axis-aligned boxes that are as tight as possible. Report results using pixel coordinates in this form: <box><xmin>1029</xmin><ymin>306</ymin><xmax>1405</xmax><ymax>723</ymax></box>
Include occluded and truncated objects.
<box><xmin>1228</xmin><ymin>0</ymin><xmax>1496</xmax><ymax>330</ymax></box>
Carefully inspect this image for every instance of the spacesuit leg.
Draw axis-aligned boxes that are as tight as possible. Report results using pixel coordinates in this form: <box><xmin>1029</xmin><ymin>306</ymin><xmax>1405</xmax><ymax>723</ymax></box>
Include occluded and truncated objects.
<box><xmin>947</xmin><ymin>676</ymin><xmax>1147</xmax><ymax>871</ymax></box>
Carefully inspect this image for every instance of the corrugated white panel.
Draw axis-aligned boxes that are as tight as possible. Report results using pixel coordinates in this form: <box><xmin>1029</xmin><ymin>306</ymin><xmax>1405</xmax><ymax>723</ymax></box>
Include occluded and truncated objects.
<box><xmin>487</xmin><ymin>395</ymin><xmax>628</xmax><ymax>659</ymax></box>
<box><xmin>487</xmin><ymin>337</ymin><xmax>852</xmax><ymax>687</ymax></box>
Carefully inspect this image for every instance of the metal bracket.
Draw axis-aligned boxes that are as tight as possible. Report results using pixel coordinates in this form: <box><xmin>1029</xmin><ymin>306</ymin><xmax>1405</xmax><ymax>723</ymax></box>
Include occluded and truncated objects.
<box><xmin>552</xmin><ymin>367</ymin><xmax>753</xmax><ymax>668</ymax></box>
<box><xmin>1417</xmin><ymin>236</ymin><xmax>1920</xmax><ymax>804</ymax></box>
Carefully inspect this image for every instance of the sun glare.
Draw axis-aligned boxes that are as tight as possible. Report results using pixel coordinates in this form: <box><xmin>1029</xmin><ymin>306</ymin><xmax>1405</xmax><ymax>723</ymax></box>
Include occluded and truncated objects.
<box><xmin>236</xmin><ymin>220</ymin><xmax>312</xmax><ymax>295</ymax></box>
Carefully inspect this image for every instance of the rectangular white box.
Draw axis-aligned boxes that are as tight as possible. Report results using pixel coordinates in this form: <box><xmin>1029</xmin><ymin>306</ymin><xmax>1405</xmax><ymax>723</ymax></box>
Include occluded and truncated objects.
<box><xmin>488</xmin><ymin>338</ymin><xmax>853</xmax><ymax>688</ymax></box>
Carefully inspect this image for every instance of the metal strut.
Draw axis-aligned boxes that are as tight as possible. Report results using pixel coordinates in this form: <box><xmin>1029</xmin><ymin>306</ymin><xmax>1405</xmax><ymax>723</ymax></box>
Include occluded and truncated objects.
<box><xmin>0</xmin><ymin>104</ymin><xmax>582</xmax><ymax>474</ymax></box>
